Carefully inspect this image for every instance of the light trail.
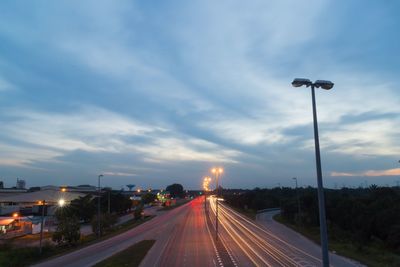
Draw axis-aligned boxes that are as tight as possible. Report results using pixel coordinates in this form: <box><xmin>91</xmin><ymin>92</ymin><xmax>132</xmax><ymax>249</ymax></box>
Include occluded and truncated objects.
<box><xmin>208</xmin><ymin>196</ymin><xmax>322</xmax><ymax>267</ymax></box>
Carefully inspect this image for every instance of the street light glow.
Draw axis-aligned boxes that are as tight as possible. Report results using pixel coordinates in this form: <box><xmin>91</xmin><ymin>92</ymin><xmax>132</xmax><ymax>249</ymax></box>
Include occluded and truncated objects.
<box><xmin>58</xmin><ymin>198</ymin><xmax>65</xmax><ymax>207</ymax></box>
<box><xmin>13</xmin><ymin>212</ymin><xmax>19</xmax><ymax>218</ymax></box>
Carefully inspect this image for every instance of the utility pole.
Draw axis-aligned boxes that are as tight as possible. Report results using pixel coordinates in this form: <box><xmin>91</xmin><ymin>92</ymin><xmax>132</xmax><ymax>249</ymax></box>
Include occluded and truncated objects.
<box><xmin>39</xmin><ymin>200</ymin><xmax>45</xmax><ymax>254</ymax></box>
<box><xmin>98</xmin><ymin>174</ymin><xmax>103</xmax><ymax>237</ymax></box>
<box><xmin>108</xmin><ymin>190</ymin><xmax>111</xmax><ymax>214</ymax></box>
<box><xmin>293</xmin><ymin>177</ymin><xmax>301</xmax><ymax>227</ymax></box>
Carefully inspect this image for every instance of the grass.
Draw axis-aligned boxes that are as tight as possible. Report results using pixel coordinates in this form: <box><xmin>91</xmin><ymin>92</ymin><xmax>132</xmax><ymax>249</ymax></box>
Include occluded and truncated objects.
<box><xmin>274</xmin><ymin>214</ymin><xmax>400</xmax><ymax>267</ymax></box>
<box><xmin>93</xmin><ymin>240</ymin><xmax>155</xmax><ymax>267</ymax></box>
<box><xmin>227</xmin><ymin>205</ymin><xmax>257</xmax><ymax>220</ymax></box>
<box><xmin>159</xmin><ymin>199</ymin><xmax>190</xmax><ymax>211</ymax></box>
<box><xmin>0</xmin><ymin>216</ymin><xmax>154</xmax><ymax>267</ymax></box>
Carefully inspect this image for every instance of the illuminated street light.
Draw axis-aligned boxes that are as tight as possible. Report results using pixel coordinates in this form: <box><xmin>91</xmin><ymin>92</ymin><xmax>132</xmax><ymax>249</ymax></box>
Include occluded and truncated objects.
<box><xmin>58</xmin><ymin>198</ymin><xmax>65</xmax><ymax>207</ymax></box>
<box><xmin>61</xmin><ymin>187</ymin><xmax>67</xmax><ymax>192</ymax></box>
<box><xmin>211</xmin><ymin>167</ymin><xmax>223</xmax><ymax>241</ymax></box>
<box><xmin>292</xmin><ymin>78</ymin><xmax>334</xmax><ymax>267</ymax></box>
<box><xmin>12</xmin><ymin>212</ymin><xmax>19</xmax><ymax>218</ymax></box>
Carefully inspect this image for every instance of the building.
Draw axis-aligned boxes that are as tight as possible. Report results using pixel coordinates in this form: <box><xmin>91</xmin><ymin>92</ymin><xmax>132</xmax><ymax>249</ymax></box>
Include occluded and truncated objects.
<box><xmin>0</xmin><ymin>216</ymin><xmax>32</xmax><ymax>239</ymax></box>
<box><xmin>0</xmin><ymin>189</ymin><xmax>85</xmax><ymax>216</ymax></box>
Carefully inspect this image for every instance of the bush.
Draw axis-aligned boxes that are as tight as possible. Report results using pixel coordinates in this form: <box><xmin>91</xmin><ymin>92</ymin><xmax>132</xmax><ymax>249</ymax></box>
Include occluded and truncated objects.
<box><xmin>134</xmin><ymin>206</ymin><xmax>143</xmax><ymax>220</ymax></box>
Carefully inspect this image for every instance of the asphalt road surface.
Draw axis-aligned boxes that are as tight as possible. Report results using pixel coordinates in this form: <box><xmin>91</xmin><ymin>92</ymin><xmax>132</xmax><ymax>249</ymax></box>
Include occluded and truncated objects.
<box><xmin>33</xmin><ymin>198</ymin><xmax>227</xmax><ymax>267</ymax></box>
<box><xmin>33</xmin><ymin>196</ymin><xmax>364</xmax><ymax>267</ymax></box>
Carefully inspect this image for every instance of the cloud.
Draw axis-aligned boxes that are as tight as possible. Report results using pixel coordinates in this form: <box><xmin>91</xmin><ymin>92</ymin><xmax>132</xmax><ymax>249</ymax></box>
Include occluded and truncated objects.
<box><xmin>0</xmin><ymin>106</ymin><xmax>241</xmax><ymax>168</ymax></box>
<box><xmin>102</xmin><ymin>172</ymin><xmax>136</xmax><ymax>177</ymax></box>
<box><xmin>331</xmin><ymin>168</ymin><xmax>400</xmax><ymax>177</ymax></box>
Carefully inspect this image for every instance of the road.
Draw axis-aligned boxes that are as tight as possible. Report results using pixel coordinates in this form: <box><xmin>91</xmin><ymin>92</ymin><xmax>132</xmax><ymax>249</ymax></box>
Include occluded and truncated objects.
<box><xmin>256</xmin><ymin>210</ymin><xmax>364</xmax><ymax>267</ymax></box>
<box><xmin>141</xmin><ymin>197</ymin><xmax>224</xmax><ymax>267</ymax></box>
<box><xmin>33</xmin><ymin>196</ymin><xmax>364</xmax><ymax>267</ymax></box>
<box><xmin>209</xmin><ymin>197</ymin><xmax>363</xmax><ymax>267</ymax></box>
<box><xmin>33</xmin><ymin>198</ymin><xmax>227</xmax><ymax>267</ymax></box>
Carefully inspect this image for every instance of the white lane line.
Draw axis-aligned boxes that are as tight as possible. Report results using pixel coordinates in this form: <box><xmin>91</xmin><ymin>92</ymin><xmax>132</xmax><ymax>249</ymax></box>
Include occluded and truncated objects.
<box><xmin>205</xmin><ymin>202</ymin><xmax>224</xmax><ymax>267</ymax></box>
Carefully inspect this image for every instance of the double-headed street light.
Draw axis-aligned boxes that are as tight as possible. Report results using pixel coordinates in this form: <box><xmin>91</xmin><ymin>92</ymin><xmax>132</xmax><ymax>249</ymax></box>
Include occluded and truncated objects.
<box><xmin>292</xmin><ymin>78</ymin><xmax>333</xmax><ymax>267</ymax></box>
<box><xmin>211</xmin><ymin>167</ymin><xmax>223</xmax><ymax>241</ymax></box>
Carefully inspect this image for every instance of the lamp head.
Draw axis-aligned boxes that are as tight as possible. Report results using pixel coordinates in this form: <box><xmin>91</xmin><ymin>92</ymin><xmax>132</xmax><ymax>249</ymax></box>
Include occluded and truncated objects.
<box><xmin>314</xmin><ymin>80</ymin><xmax>334</xmax><ymax>90</ymax></box>
<box><xmin>292</xmin><ymin>78</ymin><xmax>312</xmax><ymax>87</ymax></box>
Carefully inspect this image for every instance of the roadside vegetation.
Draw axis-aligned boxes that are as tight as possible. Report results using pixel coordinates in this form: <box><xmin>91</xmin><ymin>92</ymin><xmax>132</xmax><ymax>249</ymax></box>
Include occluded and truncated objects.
<box><xmin>223</xmin><ymin>186</ymin><xmax>400</xmax><ymax>267</ymax></box>
<box><xmin>93</xmin><ymin>240</ymin><xmax>155</xmax><ymax>267</ymax></box>
<box><xmin>0</xmin><ymin>190</ymin><xmax>150</xmax><ymax>267</ymax></box>
<box><xmin>0</xmin><ymin>216</ymin><xmax>153</xmax><ymax>267</ymax></box>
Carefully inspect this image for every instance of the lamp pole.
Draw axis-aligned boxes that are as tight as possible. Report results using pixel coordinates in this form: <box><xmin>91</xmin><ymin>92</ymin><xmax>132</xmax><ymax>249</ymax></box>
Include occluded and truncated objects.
<box><xmin>292</xmin><ymin>78</ymin><xmax>334</xmax><ymax>267</ymax></box>
<box><xmin>98</xmin><ymin>174</ymin><xmax>103</xmax><ymax>237</ymax></box>
<box><xmin>293</xmin><ymin>177</ymin><xmax>301</xmax><ymax>227</ymax></box>
<box><xmin>39</xmin><ymin>200</ymin><xmax>45</xmax><ymax>254</ymax></box>
<box><xmin>311</xmin><ymin>83</ymin><xmax>330</xmax><ymax>267</ymax></box>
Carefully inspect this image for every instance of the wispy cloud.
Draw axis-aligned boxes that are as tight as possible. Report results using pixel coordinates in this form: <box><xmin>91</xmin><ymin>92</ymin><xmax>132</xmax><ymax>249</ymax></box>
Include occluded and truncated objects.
<box><xmin>331</xmin><ymin>168</ymin><xmax>400</xmax><ymax>177</ymax></box>
<box><xmin>102</xmin><ymin>172</ymin><xmax>136</xmax><ymax>177</ymax></box>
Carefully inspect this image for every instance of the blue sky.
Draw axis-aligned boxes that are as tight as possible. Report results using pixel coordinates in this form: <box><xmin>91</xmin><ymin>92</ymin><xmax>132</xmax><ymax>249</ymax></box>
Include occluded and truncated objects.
<box><xmin>0</xmin><ymin>1</ymin><xmax>400</xmax><ymax>190</ymax></box>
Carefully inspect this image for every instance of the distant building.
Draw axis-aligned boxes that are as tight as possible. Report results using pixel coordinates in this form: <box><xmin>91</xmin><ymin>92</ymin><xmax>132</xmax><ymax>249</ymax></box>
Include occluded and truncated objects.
<box><xmin>0</xmin><ymin>181</ymin><xmax>3</xmax><ymax>189</ymax></box>
<box><xmin>16</xmin><ymin>179</ymin><xmax>26</xmax><ymax>189</ymax></box>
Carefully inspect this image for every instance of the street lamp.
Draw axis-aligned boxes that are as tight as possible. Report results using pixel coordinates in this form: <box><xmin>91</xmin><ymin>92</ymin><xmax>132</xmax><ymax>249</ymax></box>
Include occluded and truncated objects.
<box><xmin>292</xmin><ymin>177</ymin><xmax>301</xmax><ymax>227</ymax></box>
<box><xmin>97</xmin><ymin>174</ymin><xmax>104</xmax><ymax>237</ymax></box>
<box><xmin>58</xmin><ymin>198</ymin><xmax>65</xmax><ymax>207</ymax></box>
<box><xmin>292</xmin><ymin>78</ymin><xmax>333</xmax><ymax>267</ymax></box>
<box><xmin>211</xmin><ymin>167</ymin><xmax>223</xmax><ymax>241</ymax></box>
<box><xmin>39</xmin><ymin>200</ymin><xmax>46</xmax><ymax>254</ymax></box>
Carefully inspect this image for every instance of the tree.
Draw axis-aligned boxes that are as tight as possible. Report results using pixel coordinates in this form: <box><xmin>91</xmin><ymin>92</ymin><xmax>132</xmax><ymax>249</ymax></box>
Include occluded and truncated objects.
<box><xmin>134</xmin><ymin>205</ymin><xmax>144</xmax><ymax>220</ymax></box>
<box><xmin>166</xmin><ymin>183</ymin><xmax>184</xmax><ymax>198</ymax></box>
<box><xmin>141</xmin><ymin>193</ymin><xmax>156</xmax><ymax>204</ymax></box>
<box><xmin>69</xmin><ymin>195</ymin><xmax>96</xmax><ymax>223</ymax></box>
<box><xmin>52</xmin><ymin>208</ymin><xmax>81</xmax><ymax>246</ymax></box>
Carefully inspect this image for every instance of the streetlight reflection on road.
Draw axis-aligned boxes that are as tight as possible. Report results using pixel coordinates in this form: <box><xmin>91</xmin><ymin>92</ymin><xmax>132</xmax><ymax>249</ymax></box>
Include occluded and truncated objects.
<box><xmin>203</xmin><ymin>176</ymin><xmax>212</xmax><ymax>211</ymax></box>
<box><xmin>211</xmin><ymin>167</ymin><xmax>223</xmax><ymax>241</ymax></box>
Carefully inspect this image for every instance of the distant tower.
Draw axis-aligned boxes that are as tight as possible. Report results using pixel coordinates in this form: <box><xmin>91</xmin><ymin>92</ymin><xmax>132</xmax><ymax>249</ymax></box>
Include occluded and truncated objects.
<box><xmin>126</xmin><ymin>184</ymin><xmax>135</xmax><ymax>191</ymax></box>
<box><xmin>16</xmin><ymin>178</ymin><xmax>26</xmax><ymax>189</ymax></box>
<box><xmin>0</xmin><ymin>181</ymin><xmax>3</xmax><ymax>189</ymax></box>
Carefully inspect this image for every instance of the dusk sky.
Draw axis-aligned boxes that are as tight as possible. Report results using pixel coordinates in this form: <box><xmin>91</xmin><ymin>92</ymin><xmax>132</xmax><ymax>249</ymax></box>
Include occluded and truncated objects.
<box><xmin>1</xmin><ymin>1</ymin><xmax>400</xmax><ymax>190</ymax></box>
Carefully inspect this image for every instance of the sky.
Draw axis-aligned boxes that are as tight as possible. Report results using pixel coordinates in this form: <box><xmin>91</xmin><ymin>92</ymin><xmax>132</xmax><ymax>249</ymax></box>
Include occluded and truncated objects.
<box><xmin>0</xmin><ymin>1</ymin><xmax>400</xmax><ymax>190</ymax></box>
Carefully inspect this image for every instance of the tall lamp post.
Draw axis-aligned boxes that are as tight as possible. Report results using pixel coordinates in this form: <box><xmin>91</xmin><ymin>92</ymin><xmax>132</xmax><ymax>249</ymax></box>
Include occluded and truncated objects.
<box><xmin>39</xmin><ymin>200</ymin><xmax>46</xmax><ymax>254</ymax></box>
<box><xmin>292</xmin><ymin>78</ymin><xmax>334</xmax><ymax>267</ymax></box>
<box><xmin>292</xmin><ymin>177</ymin><xmax>301</xmax><ymax>227</ymax></box>
<box><xmin>211</xmin><ymin>167</ymin><xmax>223</xmax><ymax>241</ymax></box>
<box><xmin>97</xmin><ymin>174</ymin><xmax>104</xmax><ymax>237</ymax></box>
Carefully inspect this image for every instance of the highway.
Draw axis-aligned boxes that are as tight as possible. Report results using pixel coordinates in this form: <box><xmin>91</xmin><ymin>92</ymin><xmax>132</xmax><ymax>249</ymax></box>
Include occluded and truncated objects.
<box><xmin>141</xmin><ymin>197</ymin><xmax>224</xmax><ymax>267</ymax></box>
<box><xmin>33</xmin><ymin>197</ymin><xmax>228</xmax><ymax>267</ymax></box>
<box><xmin>209</xmin><ymin>197</ymin><xmax>362</xmax><ymax>267</ymax></box>
<box><xmin>32</xmin><ymin>196</ymin><xmax>363</xmax><ymax>267</ymax></box>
